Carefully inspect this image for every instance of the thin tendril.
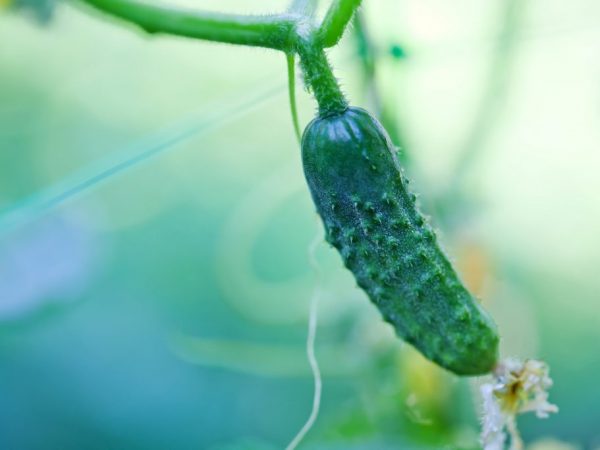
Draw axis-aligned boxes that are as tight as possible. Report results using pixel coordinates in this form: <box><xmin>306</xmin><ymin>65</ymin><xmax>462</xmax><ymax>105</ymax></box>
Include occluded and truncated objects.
<box><xmin>285</xmin><ymin>221</ymin><xmax>323</xmax><ymax>450</ymax></box>
<box><xmin>286</xmin><ymin>53</ymin><xmax>302</xmax><ymax>143</ymax></box>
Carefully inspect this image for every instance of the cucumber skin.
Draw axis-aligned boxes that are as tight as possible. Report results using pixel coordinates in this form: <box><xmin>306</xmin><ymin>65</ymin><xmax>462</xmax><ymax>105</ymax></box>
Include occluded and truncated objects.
<box><xmin>301</xmin><ymin>107</ymin><xmax>499</xmax><ymax>376</ymax></box>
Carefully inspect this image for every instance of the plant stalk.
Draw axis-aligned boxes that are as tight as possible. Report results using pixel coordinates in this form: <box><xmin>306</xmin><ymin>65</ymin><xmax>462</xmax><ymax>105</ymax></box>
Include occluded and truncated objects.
<box><xmin>318</xmin><ymin>0</ymin><xmax>362</xmax><ymax>48</ymax></box>
<box><xmin>79</xmin><ymin>0</ymin><xmax>298</xmax><ymax>51</ymax></box>
<box><xmin>296</xmin><ymin>36</ymin><xmax>347</xmax><ymax>117</ymax></box>
<box><xmin>78</xmin><ymin>0</ymin><xmax>354</xmax><ymax>117</ymax></box>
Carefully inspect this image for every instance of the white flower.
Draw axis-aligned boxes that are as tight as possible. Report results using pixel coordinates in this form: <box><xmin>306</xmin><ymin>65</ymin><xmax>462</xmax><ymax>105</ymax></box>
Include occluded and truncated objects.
<box><xmin>480</xmin><ymin>358</ymin><xmax>558</xmax><ymax>450</ymax></box>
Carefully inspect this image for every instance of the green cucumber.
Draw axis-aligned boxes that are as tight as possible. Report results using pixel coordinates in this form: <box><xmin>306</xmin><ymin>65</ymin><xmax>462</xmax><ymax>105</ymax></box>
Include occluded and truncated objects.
<box><xmin>301</xmin><ymin>106</ymin><xmax>499</xmax><ymax>376</ymax></box>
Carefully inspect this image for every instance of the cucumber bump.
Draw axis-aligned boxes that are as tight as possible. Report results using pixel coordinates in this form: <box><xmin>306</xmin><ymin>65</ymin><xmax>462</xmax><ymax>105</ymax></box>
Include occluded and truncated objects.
<box><xmin>301</xmin><ymin>106</ymin><xmax>499</xmax><ymax>376</ymax></box>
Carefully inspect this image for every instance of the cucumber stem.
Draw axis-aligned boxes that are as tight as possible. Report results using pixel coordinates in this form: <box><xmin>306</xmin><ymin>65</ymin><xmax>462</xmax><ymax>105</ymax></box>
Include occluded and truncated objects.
<box><xmin>296</xmin><ymin>35</ymin><xmax>347</xmax><ymax>117</ymax></box>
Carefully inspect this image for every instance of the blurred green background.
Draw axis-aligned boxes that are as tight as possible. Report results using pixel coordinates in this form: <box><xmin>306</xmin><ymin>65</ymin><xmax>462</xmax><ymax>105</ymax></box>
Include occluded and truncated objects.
<box><xmin>1</xmin><ymin>0</ymin><xmax>600</xmax><ymax>449</ymax></box>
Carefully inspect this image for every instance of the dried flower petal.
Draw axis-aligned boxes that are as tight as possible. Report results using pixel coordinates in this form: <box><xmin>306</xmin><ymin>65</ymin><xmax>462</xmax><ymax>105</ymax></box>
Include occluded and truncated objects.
<box><xmin>480</xmin><ymin>358</ymin><xmax>558</xmax><ymax>450</ymax></box>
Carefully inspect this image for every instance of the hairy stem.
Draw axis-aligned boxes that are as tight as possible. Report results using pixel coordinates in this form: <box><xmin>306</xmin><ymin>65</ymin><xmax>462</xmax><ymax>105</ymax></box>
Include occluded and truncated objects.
<box><xmin>318</xmin><ymin>0</ymin><xmax>362</xmax><ymax>48</ymax></box>
<box><xmin>79</xmin><ymin>0</ymin><xmax>298</xmax><ymax>50</ymax></box>
<box><xmin>296</xmin><ymin>35</ymin><xmax>347</xmax><ymax>116</ymax></box>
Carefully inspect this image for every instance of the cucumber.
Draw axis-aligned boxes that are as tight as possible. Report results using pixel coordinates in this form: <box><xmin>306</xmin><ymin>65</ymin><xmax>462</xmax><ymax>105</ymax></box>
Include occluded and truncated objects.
<box><xmin>301</xmin><ymin>106</ymin><xmax>499</xmax><ymax>375</ymax></box>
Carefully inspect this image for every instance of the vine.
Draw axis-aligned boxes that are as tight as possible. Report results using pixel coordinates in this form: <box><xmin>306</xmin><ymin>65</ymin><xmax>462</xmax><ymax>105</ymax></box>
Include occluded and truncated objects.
<box><xmin>80</xmin><ymin>0</ymin><xmax>360</xmax><ymax>116</ymax></box>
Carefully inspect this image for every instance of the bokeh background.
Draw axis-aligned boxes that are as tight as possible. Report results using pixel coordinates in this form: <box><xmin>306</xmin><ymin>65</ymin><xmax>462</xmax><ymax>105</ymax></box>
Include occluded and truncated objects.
<box><xmin>1</xmin><ymin>0</ymin><xmax>600</xmax><ymax>448</ymax></box>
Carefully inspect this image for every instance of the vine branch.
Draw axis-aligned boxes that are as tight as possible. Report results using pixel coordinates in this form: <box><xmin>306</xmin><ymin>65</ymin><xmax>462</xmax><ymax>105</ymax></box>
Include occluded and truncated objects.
<box><xmin>79</xmin><ymin>0</ymin><xmax>298</xmax><ymax>51</ymax></box>
<box><xmin>78</xmin><ymin>0</ymin><xmax>360</xmax><ymax>116</ymax></box>
<box><xmin>318</xmin><ymin>0</ymin><xmax>362</xmax><ymax>48</ymax></box>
